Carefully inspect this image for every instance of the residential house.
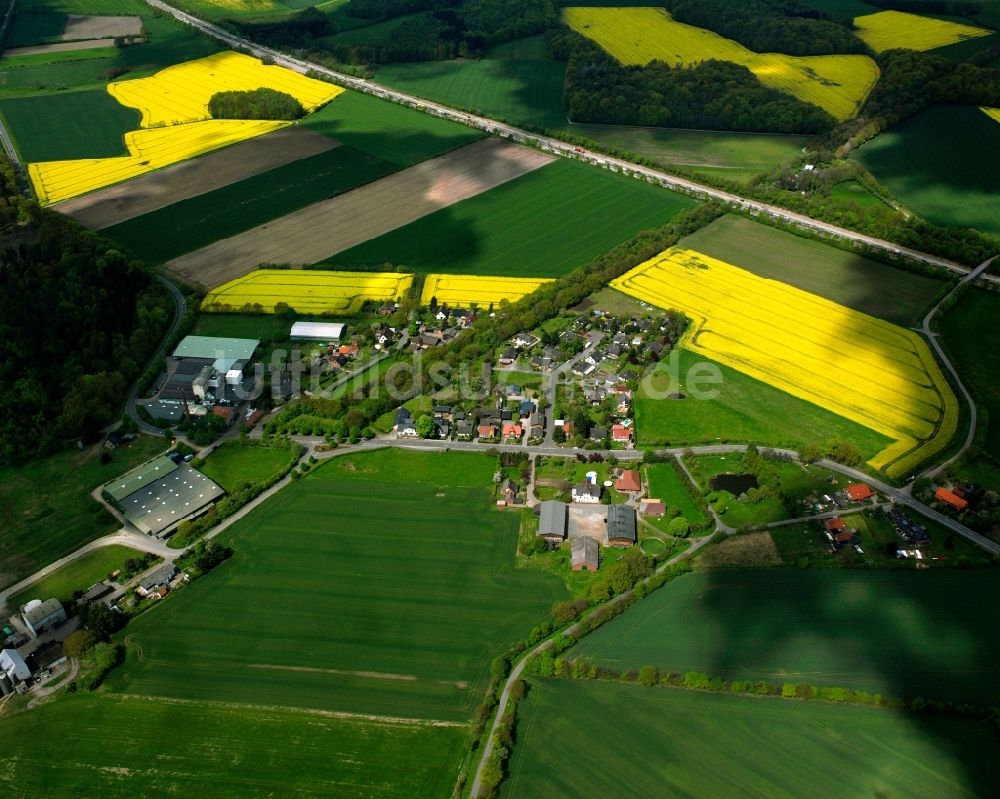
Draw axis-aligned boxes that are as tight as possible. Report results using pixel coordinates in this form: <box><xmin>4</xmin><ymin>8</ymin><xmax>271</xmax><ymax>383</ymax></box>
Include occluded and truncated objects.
<box><xmin>538</xmin><ymin>500</ymin><xmax>568</xmax><ymax>542</ymax></box>
<box><xmin>136</xmin><ymin>565</ymin><xmax>177</xmax><ymax>598</ymax></box>
<box><xmin>456</xmin><ymin>421</ymin><xmax>475</xmax><ymax>439</ymax></box>
<box><xmin>433</xmin><ymin>418</ymin><xmax>451</xmax><ymax>439</ymax></box>
<box><xmin>378</xmin><ymin>301</ymin><xmax>397</xmax><ymax>316</ymax></box>
<box><xmin>607</xmin><ymin>342</ymin><xmax>623</xmax><ymax>358</ymax></box>
<box><xmin>80</xmin><ymin>582</ymin><xmax>113</xmax><ymax>604</ymax></box>
<box><xmin>501</xmin><ymin>409</ymin><xmax>513</xmax><ymax>422</ymax></box>
<box><xmin>590</xmin><ymin>426</ymin><xmax>608</xmax><ymax>443</ymax></box>
<box><xmin>512</xmin><ymin>332</ymin><xmax>540</xmax><ymax>349</ymax></box>
<box><xmin>519</xmin><ymin>400</ymin><xmax>535</xmax><ymax>418</ymax></box>
<box><xmin>502</xmin><ymin>479</ymin><xmax>519</xmax><ymax>505</ymax></box>
<box><xmin>571</xmin><ymin>537</ymin><xmax>600</xmax><ymax>572</ymax></box>
<box><xmin>478</xmin><ymin>423</ymin><xmax>497</xmax><ymax>440</ymax></box>
<box><xmin>615</xmin><ymin>469</ymin><xmax>642</xmax><ymax>494</ymax></box>
<box><xmin>572</xmin><ymin>482</ymin><xmax>602</xmax><ymax>504</ymax></box>
<box><xmin>845</xmin><ymin>483</ymin><xmax>874</xmax><ymax>502</ymax></box>
<box><xmin>419</xmin><ymin>331</ymin><xmax>444</xmax><ymax>349</ymax></box>
<box><xmin>611</xmin><ymin>424</ymin><xmax>632</xmax><ymax>444</ymax></box>
<box><xmin>640</xmin><ymin>499</ymin><xmax>667</xmax><ymax>517</ymax></box>
<box><xmin>529</xmin><ymin>411</ymin><xmax>546</xmax><ymax>438</ymax></box>
<box><xmin>393</xmin><ymin>408</ymin><xmax>417</xmax><ymax>438</ymax></box>
<box><xmin>21</xmin><ymin>599</ymin><xmax>67</xmax><ymax>639</ymax></box>
<box><xmin>502</xmin><ymin>422</ymin><xmax>523</xmax><ymax>440</ymax></box>
<box><xmin>572</xmin><ymin>361</ymin><xmax>595</xmax><ymax>377</ymax></box>
<box><xmin>433</xmin><ymin>405</ymin><xmax>454</xmax><ymax>420</ymax></box>
<box><xmin>935</xmin><ymin>487</ymin><xmax>968</xmax><ymax>512</ymax></box>
<box><xmin>607</xmin><ymin>505</ymin><xmax>637</xmax><ymax>547</ymax></box>
<box><xmin>499</xmin><ymin>348</ymin><xmax>517</xmax><ymax>366</ymax></box>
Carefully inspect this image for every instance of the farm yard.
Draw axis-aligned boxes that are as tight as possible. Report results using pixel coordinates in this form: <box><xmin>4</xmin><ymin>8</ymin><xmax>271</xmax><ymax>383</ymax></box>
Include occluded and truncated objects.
<box><xmin>203</xmin><ymin>269</ymin><xmax>413</xmax><ymax>314</ymax></box>
<box><xmin>163</xmin><ymin>138</ymin><xmax>554</xmax><ymax>287</ymax></box>
<box><xmin>420</xmin><ymin>274</ymin><xmax>554</xmax><ymax>309</ymax></box>
<box><xmin>109</xmin><ymin>450</ymin><xmax>566</xmax><ymax>722</ymax></box>
<box><xmin>25</xmin><ymin>51</ymin><xmax>344</xmax><ymax>204</ymax></box>
<box><xmin>613</xmin><ymin>246</ymin><xmax>958</xmax><ymax>477</ymax></box>
<box><xmin>853</xmin><ymin>104</ymin><xmax>1000</xmax><ymax>238</ymax></box>
<box><xmin>635</xmin><ymin>348</ymin><xmax>891</xmax><ymax>455</ymax></box>
<box><xmin>680</xmin><ymin>215</ymin><xmax>946</xmax><ymax>326</ymax></box>
<box><xmin>562</xmin><ymin>7</ymin><xmax>879</xmax><ymax>121</ymax></box>
<box><xmin>500</xmin><ymin>679</ymin><xmax>1000</xmax><ymax>799</ymax></box>
<box><xmin>569</xmin><ymin>569</ymin><xmax>1000</xmax><ymax>705</ymax></box>
<box><xmin>326</xmin><ymin>159</ymin><xmax>697</xmax><ymax>277</ymax></box>
<box><xmin>58</xmin><ymin>126</ymin><xmax>340</xmax><ymax>229</ymax></box>
<box><xmin>0</xmin><ymin>694</ymin><xmax>465</xmax><ymax>798</ymax></box>
<box><xmin>853</xmin><ymin>10</ymin><xmax>991</xmax><ymax>53</ymax></box>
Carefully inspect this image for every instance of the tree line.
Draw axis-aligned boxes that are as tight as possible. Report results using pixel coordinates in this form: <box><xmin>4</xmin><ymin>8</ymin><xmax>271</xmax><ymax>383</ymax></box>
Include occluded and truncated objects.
<box><xmin>0</xmin><ymin>159</ymin><xmax>173</xmax><ymax>464</ymax></box>
<box><xmin>208</xmin><ymin>88</ymin><xmax>305</xmax><ymax>120</ymax></box>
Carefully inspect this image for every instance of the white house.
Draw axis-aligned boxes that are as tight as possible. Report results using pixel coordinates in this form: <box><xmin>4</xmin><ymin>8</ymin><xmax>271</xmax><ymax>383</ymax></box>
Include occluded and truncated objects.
<box><xmin>572</xmin><ymin>482</ymin><xmax>602</xmax><ymax>504</ymax></box>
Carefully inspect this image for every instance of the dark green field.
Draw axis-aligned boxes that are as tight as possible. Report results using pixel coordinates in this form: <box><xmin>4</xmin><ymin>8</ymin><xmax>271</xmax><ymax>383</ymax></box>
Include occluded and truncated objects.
<box><xmin>326</xmin><ymin>159</ymin><xmax>697</xmax><ymax>277</ymax></box>
<box><xmin>105</xmin><ymin>146</ymin><xmax>397</xmax><ymax>263</ymax></box>
<box><xmin>5</xmin><ymin>11</ymin><xmax>67</xmax><ymax>46</ymax></box>
<box><xmin>110</xmin><ymin>450</ymin><xmax>565</xmax><ymax>721</ymax></box>
<box><xmin>635</xmin><ymin>347</ymin><xmax>892</xmax><ymax>457</ymax></box>
<box><xmin>0</xmin><ymin>694</ymin><xmax>464</xmax><ymax>798</ymax></box>
<box><xmin>571</xmin><ymin>569</ymin><xmax>1000</xmax><ymax>704</ymax></box>
<box><xmin>853</xmin><ymin>104</ymin><xmax>1000</xmax><ymax>238</ymax></box>
<box><xmin>301</xmin><ymin>89</ymin><xmax>485</xmax><ymax>167</ymax></box>
<box><xmin>568</xmin><ymin>124</ymin><xmax>808</xmax><ymax>184</ymax></box>
<box><xmin>0</xmin><ymin>89</ymin><xmax>139</xmax><ymax>161</ymax></box>
<box><xmin>377</xmin><ymin>36</ymin><xmax>567</xmax><ymax>130</ymax></box>
<box><xmin>0</xmin><ymin>437</ymin><xmax>167</xmax><ymax>591</ymax></box>
<box><xmin>501</xmin><ymin>678</ymin><xmax>1000</xmax><ymax>799</ymax></box>
<box><xmin>681</xmin><ymin>214</ymin><xmax>945</xmax><ymax>326</ymax></box>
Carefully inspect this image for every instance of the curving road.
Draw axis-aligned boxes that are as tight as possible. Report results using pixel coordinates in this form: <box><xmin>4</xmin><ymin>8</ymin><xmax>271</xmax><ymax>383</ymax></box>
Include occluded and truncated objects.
<box><xmin>143</xmin><ymin>0</ymin><xmax>998</xmax><ymax>285</ymax></box>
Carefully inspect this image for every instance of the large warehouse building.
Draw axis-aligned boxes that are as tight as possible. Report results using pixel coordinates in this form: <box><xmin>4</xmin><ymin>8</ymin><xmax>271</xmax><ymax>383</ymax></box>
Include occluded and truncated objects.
<box><xmin>103</xmin><ymin>455</ymin><xmax>225</xmax><ymax>538</ymax></box>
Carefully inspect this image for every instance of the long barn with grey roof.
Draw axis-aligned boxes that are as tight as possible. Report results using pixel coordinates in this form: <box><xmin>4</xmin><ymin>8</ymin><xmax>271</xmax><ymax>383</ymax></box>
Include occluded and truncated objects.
<box><xmin>538</xmin><ymin>500</ymin><xmax>568</xmax><ymax>542</ymax></box>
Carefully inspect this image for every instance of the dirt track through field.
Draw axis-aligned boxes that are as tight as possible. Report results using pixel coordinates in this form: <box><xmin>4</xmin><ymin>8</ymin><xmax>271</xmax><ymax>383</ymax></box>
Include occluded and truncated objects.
<box><xmin>4</xmin><ymin>39</ymin><xmax>117</xmax><ymax>56</ymax></box>
<box><xmin>55</xmin><ymin>127</ymin><xmax>339</xmax><ymax>229</ymax></box>
<box><xmin>164</xmin><ymin>137</ymin><xmax>555</xmax><ymax>288</ymax></box>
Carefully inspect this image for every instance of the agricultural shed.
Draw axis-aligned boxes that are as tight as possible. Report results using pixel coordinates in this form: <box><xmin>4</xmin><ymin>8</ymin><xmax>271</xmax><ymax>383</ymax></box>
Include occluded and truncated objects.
<box><xmin>538</xmin><ymin>500</ymin><xmax>568</xmax><ymax>542</ymax></box>
<box><xmin>104</xmin><ymin>455</ymin><xmax>179</xmax><ymax>503</ymax></box>
<box><xmin>290</xmin><ymin>321</ymin><xmax>345</xmax><ymax>342</ymax></box>
<box><xmin>935</xmin><ymin>487</ymin><xmax>968</xmax><ymax>511</ymax></box>
<box><xmin>572</xmin><ymin>537</ymin><xmax>600</xmax><ymax>572</ymax></box>
<box><xmin>0</xmin><ymin>649</ymin><xmax>30</xmax><ymax>682</ymax></box>
<box><xmin>110</xmin><ymin>460</ymin><xmax>225</xmax><ymax>538</ymax></box>
<box><xmin>172</xmin><ymin>336</ymin><xmax>259</xmax><ymax>373</ymax></box>
<box><xmin>21</xmin><ymin>599</ymin><xmax>67</xmax><ymax>639</ymax></box>
<box><xmin>607</xmin><ymin>505</ymin><xmax>637</xmax><ymax>547</ymax></box>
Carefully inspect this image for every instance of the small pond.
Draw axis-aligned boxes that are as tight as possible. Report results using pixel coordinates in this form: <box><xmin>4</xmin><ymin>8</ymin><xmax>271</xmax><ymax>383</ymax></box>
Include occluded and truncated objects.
<box><xmin>710</xmin><ymin>473</ymin><xmax>758</xmax><ymax>495</ymax></box>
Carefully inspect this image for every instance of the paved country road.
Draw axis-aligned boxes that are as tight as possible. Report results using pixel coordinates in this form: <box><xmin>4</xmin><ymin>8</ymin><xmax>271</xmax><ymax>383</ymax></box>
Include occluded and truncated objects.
<box><xmin>143</xmin><ymin>0</ymin><xmax>998</xmax><ymax>285</ymax></box>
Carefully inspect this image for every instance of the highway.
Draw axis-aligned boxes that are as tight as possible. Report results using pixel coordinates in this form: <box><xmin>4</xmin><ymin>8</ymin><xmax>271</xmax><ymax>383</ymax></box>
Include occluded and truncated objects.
<box><xmin>143</xmin><ymin>0</ymin><xmax>1000</xmax><ymax>284</ymax></box>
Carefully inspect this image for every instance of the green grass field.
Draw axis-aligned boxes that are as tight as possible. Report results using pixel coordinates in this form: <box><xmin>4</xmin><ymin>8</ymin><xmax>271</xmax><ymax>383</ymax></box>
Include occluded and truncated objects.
<box><xmin>635</xmin><ymin>347</ymin><xmax>892</xmax><ymax>456</ymax></box>
<box><xmin>196</xmin><ymin>442</ymin><xmax>297</xmax><ymax>492</ymax></box>
<box><xmin>571</xmin><ymin>568</ymin><xmax>1000</xmax><ymax>704</ymax></box>
<box><xmin>0</xmin><ymin>694</ymin><xmax>464</xmax><ymax>798</ymax></box>
<box><xmin>0</xmin><ymin>89</ymin><xmax>139</xmax><ymax>161</ymax></box>
<box><xmin>105</xmin><ymin>146</ymin><xmax>397</xmax><ymax>263</ymax></box>
<box><xmin>5</xmin><ymin>11</ymin><xmax>68</xmax><ymax>46</ymax></box>
<box><xmin>501</xmin><ymin>678</ymin><xmax>1000</xmax><ymax>799</ymax></box>
<box><xmin>376</xmin><ymin>36</ymin><xmax>566</xmax><ymax>130</ymax></box>
<box><xmin>110</xmin><ymin>450</ymin><xmax>565</xmax><ymax>720</ymax></box>
<box><xmin>939</xmin><ymin>288</ymin><xmax>1000</xmax><ymax>455</ymax></box>
<box><xmin>0</xmin><ymin>437</ymin><xmax>168</xmax><ymax>591</ymax></box>
<box><xmin>301</xmin><ymin>89</ymin><xmax>485</xmax><ymax>167</ymax></box>
<box><xmin>326</xmin><ymin>159</ymin><xmax>697</xmax><ymax>277</ymax></box>
<box><xmin>5</xmin><ymin>545</ymin><xmax>146</xmax><ymax>610</ymax></box>
<box><xmin>568</xmin><ymin>124</ymin><xmax>808</xmax><ymax>184</ymax></box>
<box><xmin>853</xmin><ymin>104</ymin><xmax>1000</xmax><ymax>238</ymax></box>
<box><xmin>830</xmin><ymin>179</ymin><xmax>889</xmax><ymax>208</ymax></box>
<box><xmin>642</xmin><ymin>462</ymin><xmax>707</xmax><ymax>525</ymax></box>
<box><xmin>680</xmin><ymin>215</ymin><xmax>945</xmax><ymax>326</ymax></box>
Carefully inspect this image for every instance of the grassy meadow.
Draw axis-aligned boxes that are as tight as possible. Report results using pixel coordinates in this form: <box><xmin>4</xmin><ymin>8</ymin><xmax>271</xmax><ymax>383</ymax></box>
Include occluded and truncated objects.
<box><xmin>635</xmin><ymin>347</ymin><xmax>892</xmax><ymax>457</ymax></box>
<box><xmin>680</xmin><ymin>215</ymin><xmax>945</xmax><ymax>326</ymax></box>
<box><xmin>570</xmin><ymin>569</ymin><xmax>1000</xmax><ymax>704</ymax></box>
<box><xmin>326</xmin><ymin>159</ymin><xmax>697</xmax><ymax>277</ymax></box>
<box><xmin>5</xmin><ymin>545</ymin><xmax>146</xmax><ymax>610</ymax></box>
<box><xmin>0</xmin><ymin>436</ymin><xmax>167</xmax><ymax>590</ymax></box>
<box><xmin>643</xmin><ymin>462</ymin><xmax>707</xmax><ymax>526</ymax></box>
<box><xmin>110</xmin><ymin>450</ymin><xmax>565</xmax><ymax>721</ymax></box>
<box><xmin>196</xmin><ymin>442</ymin><xmax>298</xmax><ymax>492</ymax></box>
<box><xmin>105</xmin><ymin>146</ymin><xmax>397</xmax><ymax>263</ymax></box>
<box><xmin>0</xmin><ymin>694</ymin><xmax>464</xmax><ymax>798</ymax></box>
<box><xmin>853</xmin><ymin>104</ymin><xmax>1000</xmax><ymax>238</ymax></box>
<box><xmin>568</xmin><ymin>124</ymin><xmax>808</xmax><ymax>184</ymax></box>
<box><xmin>501</xmin><ymin>678</ymin><xmax>1000</xmax><ymax>799</ymax></box>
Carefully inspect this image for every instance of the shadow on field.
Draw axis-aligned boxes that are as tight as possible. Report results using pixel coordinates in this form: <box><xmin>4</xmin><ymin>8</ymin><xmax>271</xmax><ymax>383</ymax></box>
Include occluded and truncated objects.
<box><xmin>694</xmin><ymin>568</ymin><xmax>1000</xmax><ymax>796</ymax></box>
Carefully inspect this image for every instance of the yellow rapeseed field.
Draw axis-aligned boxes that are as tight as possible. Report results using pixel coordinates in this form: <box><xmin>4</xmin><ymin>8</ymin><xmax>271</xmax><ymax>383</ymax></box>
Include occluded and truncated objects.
<box><xmin>109</xmin><ymin>51</ymin><xmax>342</xmax><ymax>127</ymax></box>
<box><xmin>854</xmin><ymin>10</ymin><xmax>990</xmax><ymax>53</ymax></box>
<box><xmin>420</xmin><ymin>274</ymin><xmax>555</xmax><ymax>309</ymax></box>
<box><xmin>203</xmin><ymin>269</ymin><xmax>414</xmax><ymax>315</ymax></box>
<box><xmin>611</xmin><ymin>247</ymin><xmax>958</xmax><ymax>477</ymax></box>
<box><xmin>29</xmin><ymin>51</ymin><xmax>343</xmax><ymax>204</ymax></box>
<box><xmin>31</xmin><ymin>120</ymin><xmax>289</xmax><ymax>205</ymax></box>
<box><xmin>562</xmin><ymin>7</ymin><xmax>879</xmax><ymax>121</ymax></box>
<box><xmin>982</xmin><ymin>107</ymin><xmax>1000</xmax><ymax>125</ymax></box>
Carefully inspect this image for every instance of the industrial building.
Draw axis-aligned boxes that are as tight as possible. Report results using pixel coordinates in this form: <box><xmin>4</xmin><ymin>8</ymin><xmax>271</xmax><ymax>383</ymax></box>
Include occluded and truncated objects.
<box><xmin>290</xmin><ymin>321</ymin><xmax>345</xmax><ymax>342</ymax></box>
<box><xmin>103</xmin><ymin>455</ymin><xmax>225</xmax><ymax>538</ymax></box>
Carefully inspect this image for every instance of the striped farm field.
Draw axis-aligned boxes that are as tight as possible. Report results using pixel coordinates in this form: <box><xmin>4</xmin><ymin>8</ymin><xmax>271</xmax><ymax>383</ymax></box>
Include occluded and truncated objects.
<box><xmin>420</xmin><ymin>274</ymin><xmax>554</xmax><ymax>308</ymax></box>
<box><xmin>983</xmin><ymin>106</ymin><xmax>1000</xmax><ymax>125</ymax></box>
<box><xmin>27</xmin><ymin>51</ymin><xmax>343</xmax><ymax>204</ymax></box>
<box><xmin>203</xmin><ymin>269</ymin><xmax>413</xmax><ymax>314</ymax></box>
<box><xmin>853</xmin><ymin>10</ymin><xmax>991</xmax><ymax>53</ymax></box>
<box><xmin>612</xmin><ymin>248</ymin><xmax>958</xmax><ymax>478</ymax></box>
<box><xmin>562</xmin><ymin>7</ymin><xmax>878</xmax><ymax>121</ymax></box>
